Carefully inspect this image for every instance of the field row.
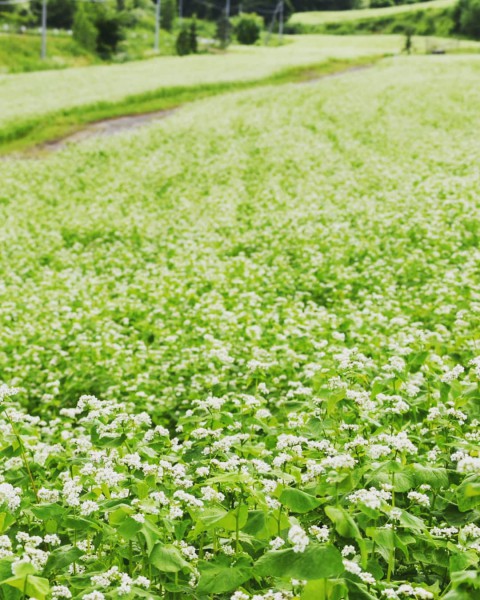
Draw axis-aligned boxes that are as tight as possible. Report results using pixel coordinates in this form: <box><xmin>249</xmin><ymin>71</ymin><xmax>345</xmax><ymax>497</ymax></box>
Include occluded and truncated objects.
<box><xmin>0</xmin><ymin>55</ymin><xmax>479</xmax><ymax>598</ymax></box>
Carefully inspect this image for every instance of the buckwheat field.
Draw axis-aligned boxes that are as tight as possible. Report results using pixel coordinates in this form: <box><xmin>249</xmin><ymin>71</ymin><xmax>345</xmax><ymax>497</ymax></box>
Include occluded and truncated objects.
<box><xmin>0</xmin><ymin>55</ymin><xmax>479</xmax><ymax>600</ymax></box>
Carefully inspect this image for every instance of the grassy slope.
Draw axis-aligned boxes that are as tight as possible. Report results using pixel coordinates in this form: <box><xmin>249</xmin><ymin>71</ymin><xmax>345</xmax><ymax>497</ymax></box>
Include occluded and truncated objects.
<box><xmin>0</xmin><ymin>35</ymin><xmax>406</xmax><ymax>152</ymax></box>
<box><xmin>0</xmin><ymin>32</ymin><xmax>97</xmax><ymax>73</ymax></box>
<box><xmin>290</xmin><ymin>0</ymin><xmax>455</xmax><ymax>24</ymax></box>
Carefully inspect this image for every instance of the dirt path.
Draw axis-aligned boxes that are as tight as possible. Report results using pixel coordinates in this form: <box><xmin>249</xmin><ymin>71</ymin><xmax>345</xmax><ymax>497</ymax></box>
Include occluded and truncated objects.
<box><xmin>40</xmin><ymin>108</ymin><xmax>178</xmax><ymax>152</ymax></box>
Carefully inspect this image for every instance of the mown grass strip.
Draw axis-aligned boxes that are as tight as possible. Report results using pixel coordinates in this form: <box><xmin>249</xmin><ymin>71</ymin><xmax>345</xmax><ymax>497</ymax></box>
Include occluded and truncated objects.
<box><xmin>0</xmin><ymin>56</ymin><xmax>380</xmax><ymax>156</ymax></box>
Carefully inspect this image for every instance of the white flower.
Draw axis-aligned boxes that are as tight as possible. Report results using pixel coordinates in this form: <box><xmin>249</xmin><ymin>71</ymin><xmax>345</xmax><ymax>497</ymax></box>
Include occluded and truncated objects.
<box><xmin>348</xmin><ymin>487</ymin><xmax>391</xmax><ymax>510</ymax></box>
<box><xmin>343</xmin><ymin>559</ymin><xmax>375</xmax><ymax>585</ymax></box>
<box><xmin>135</xmin><ymin>576</ymin><xmax>150</xmax><ymax>588</ymax></box>
<box><xmin>0</xmin><ymin>483</ymin><xmax>22</xmax><ymax>511</ymax></box>
<box><xmin>342</xmin><ymin>545</ymin><xmax>356</xmax><ymax>557</ymax></box>
<box><xmin>44</xmin><ymin>534</ymin><xmax>61</xmax><ymax>546</ymax></box>
<box><xmin>83</xmin><ymin>593</ymin><xmax>105</xmax><ymax>600</ymax></box>
<box><xmin>0</xmin><ymin>384</ymin><xmax>19</xmax><ymax>402</ymax></box>
<box><xmin>231</xmin><ymin>592</ymin><xmax>249</xmax><ymax>600</ymax></box>
<box><xmin>80</xmin><ymin>501</ymin><xmax>99</xmax><ymax>516</ymax></box>
<box><xmin>309</xmin><ymin>525</ymin><xmax>329</xmax><ymax>542</ymax></box>
<box><xmin>407</xmin><ymin>491</ymin><xmax>430</xmax><ymax>507</ymax></box>
<box><xmin>38</xmin><ymin>487</ymin><xmax>60</xmax><ymax>503</ymax></box>
<box><xmin>441</xmin><ymin>364</ymin><xmax>464</xmax><ymax>383</ymax></box>
<box><xmin>456</xmin><ymin>455</ymin><xmax>480</xmax><ymax>474</ymax></box>
<box><xmin>52</xmin><ymin>586</ymin><xmax>72</xmax><ymax>599</ymax></box>
<box><xmin>132</xmin><ymin>513</ymin><xmax>145</xmax><ymax>523</ymax></box>
<box><xmin>269</xmin><ymin>537</ymin><xmax>285</xmax><ymax>550</ymax></box>
<box><xmin>288</xmin><ymin>525</ymin><xmax>309</xmax><ymax>553</ymax></box>
<box><xmin>430</xmin><ymin>526</ymin><xmax>458</xmax><ymax>538</ymax></box>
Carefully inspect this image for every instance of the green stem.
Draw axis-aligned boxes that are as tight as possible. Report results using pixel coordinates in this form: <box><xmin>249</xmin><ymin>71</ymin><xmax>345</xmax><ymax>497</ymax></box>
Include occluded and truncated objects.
<box><xmin>235</xmin><ymin>501</ymin><xmax>242</xmax><ymax>553</ymax></box>
<box><xmin>5</xmin><ymin>410</ymin><xmax>39</xmax><ymax>502</ymax></box>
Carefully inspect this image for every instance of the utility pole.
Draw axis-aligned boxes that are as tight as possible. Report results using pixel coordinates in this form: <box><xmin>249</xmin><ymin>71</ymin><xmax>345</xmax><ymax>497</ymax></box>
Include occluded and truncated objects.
<box><xmin>278</xmin><ymin>0</ymin><xmax>283</xmax><ymax>43</ymax></box>
<box><xmin>178</xmin><ymin>0</ymin><xmax>182</xmax><ymax>25</ymax></box>
<box><xmin>265</xmin><ymin>1</ymin><xmax>280</xmax><ymax>45</ymax></box>
<box><xmin>41</xmin><ymin>0</ymin><xmax>47</xmax><ymax>59</ymax></box>
<box><xmin>154</xmin><ymin>0</ymin><xmax>161</xmax><ymax>52</ymax></box>
<box><xmin>225</xmin><ymin>0</ymin><xmax>230</xmax><ymax>18</ymax></box>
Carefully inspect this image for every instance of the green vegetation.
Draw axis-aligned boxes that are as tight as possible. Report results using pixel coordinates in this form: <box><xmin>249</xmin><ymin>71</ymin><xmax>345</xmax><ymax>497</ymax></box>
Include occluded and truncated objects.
<box><xmin>1</xmin><ymin>53</ymin><xmax>480</xmax><ymax>600</ymax></box>
<box><xmin>0</xmin><ymin>32</ymin><xmax>97</xmax><ymax>73</ymax></box>
<box><xmin>289</xmin><ymin>0</ymin><xmax>480</xmax><ymax>40</ymax></box>
<box><xmin>232</xmin><ymin>13</ymin><xmax>263</xmax><ymax>45</ymax></box>
<box><xmin>290</xmin><ymin>0</ymin><xmax>455</xmax><ymax>25</ymax></box>
<box><xmin>289</xmin><ymin>7</ymin><xmax>456</xmax><ymax>36</ymax></box>
<box><xmin>453</xmin><ymin>0</ymin><xmax>480</xmax><ymax>38</ymax></box>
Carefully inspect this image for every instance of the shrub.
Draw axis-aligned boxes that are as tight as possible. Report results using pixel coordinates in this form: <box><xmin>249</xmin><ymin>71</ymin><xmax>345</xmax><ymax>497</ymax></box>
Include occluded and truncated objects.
<box><xmin>176</xmin><ymin>28</ymin><xmax>191</xmax><ymax>55</ymax></box>
<box><xmin>95</xmin><ymin>9</ymin><xmax>125</xmax><ymax>57</ymax></box>
<box><xmin>233</xmin><ymin>13</ymin><xmax>262</xmax><ymax>45</ymax></box>
<box><xmin>189</xmin><ymin>18</ymin><xmax>198</xmax><ymax>53</ymax></box>
<box><xmin>73</xmin><ymin>4</ymin><xmax>97</xmax><ymax>54</ymax></box>
<box><xmin>73</xmin><ymin>4</ymin><xmax>125</xmax><ymax>58</ymax></box>
<box><xmin>161</xmin><ymin>0</ymin><xmax>176</xmax><ymax>32</ymax></box>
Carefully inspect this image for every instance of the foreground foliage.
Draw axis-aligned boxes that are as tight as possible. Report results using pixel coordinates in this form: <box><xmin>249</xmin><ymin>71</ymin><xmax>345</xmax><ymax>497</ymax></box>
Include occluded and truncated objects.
<box><xmin>0</xmin><ymin>55</ymin><xmax>480</xmax><ymax>599</ymax></box>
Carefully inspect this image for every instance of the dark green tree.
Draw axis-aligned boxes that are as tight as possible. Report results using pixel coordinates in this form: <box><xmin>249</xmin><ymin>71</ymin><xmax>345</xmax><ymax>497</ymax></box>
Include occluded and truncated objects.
<box><xmin>30</xmin><ymin>0</ymin><xmax>76</xmax><ymax>29</ymax></box>
<box><xmin>73</xmin><ymin>4</ymin><xmax>97</xmax><ymax>54</ymax></box>
<box><xmin>455</xmin><ymin>0</ymin><xmax>480</xmax><ymax>38</ymax></box>
<box><xmin>161</xmin><ymin>0</ymin><xmax>176</xmax><ymax>32</ymax></box>
<box><xmin>73</xmin><ymin>3</ymin><xmax>125</xmax><ymax>58</ymax></box>
<box><xmin>234</xmin><ymin>13</ymin><xmax>262</xmax><ymax>44</ymax></box>
<box><xmin>189</xmin><ymin>18</ymin><xmax>198</xmax><ymax>53</ymax></box>
<box><xmin>176</xmin><ymin>28</ymin><xmax>191</xmax><ymax>55</ymax></box>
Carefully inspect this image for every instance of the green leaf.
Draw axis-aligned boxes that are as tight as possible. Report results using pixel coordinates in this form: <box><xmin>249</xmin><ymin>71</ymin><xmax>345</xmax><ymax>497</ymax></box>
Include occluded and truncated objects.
<box><xmin>216</xmin><ymin>504</ymin><xmax>248</xmax><ymax>531</ymax></box>
<box><xmin>242</xmin><ymin>510</ymin><xmax>270</xmax><ymax>538</ymax></box>
<box><xmin>150</xmin><ymin>544</ymin><xmax>190</xmax><ymax>573</ymax></box>
<box><xmin>325</xmin><ymin>505</ymin><xmax>361</xmax><ymax>539</ymax></box>
<box><xmin>10</xmin><ymin>563</ymin><xmax>36</xmax><ymax>578</ymax></box>
<box><xmin>30</xmin><ymin>503</ymin><xmax>67</xmax><ymax>521</ymax></box>
<box><xmin>65</xmin><ymin>516</ymin><xmax>100</xmax><ymax>531</ymax></box>
<box><xmin>255</xmin><ymin>544</ymin><xmax>344</xmax><ymax>580</ymax></box>
<box><xmin>410</xmin><ymin>464</ymin><xmax>449</xmax><ymax>490</ymax></box>
<box><xmin>0</xmin><ymin>513</ymin><xmax>16</xmax><ymax>534</ymax></box>
<box><xmin>2</xmin><ymin>575</ymin><xmax>50</xmax><ymax>600</ymax></box>
<box><xmin>370</xmin><ymin>528</ymin><xmax>409</xmax><ymax>562</ymax></box>
<box><xmin>398</xmin><ymin>509</ymin><xmax>426</xmax><ymax>533</ymax></box>
<box><xmin>118</xmin><ymin>516</ymin><xmax>143</xmax><ymax>540</ymax></box>
<box><xmin>450</xmin><ymin>550</ymin><xmax>478</xmax><ymax>572</ymax></box>
<box><xmin>44</xmin><ymin>546</ymin><xmax>84</xmax><ymax>576</ymax></box>
<box><xmin>197</xmin><ymin>557</ymin><xmax>252</xmax><ymax>594</ymax></box>
<box><xmin>108</xmin><ymin>505</ymin><xmax>133</xmax><ymax>525</ymax></box>
<box><xmin>198</xmin><ymin>506</ymin><xmax>229</xmax><ymax>528</ymax></box>
<box><xmin>140</xmin><ymin>519</ymin><xmax>163</xmax><ymax>554</ymax></box>
<box><xmin>301</xmin><ymin>579</ymin><xmax>327</xmax><ymax>600</ymax></box>
<box><xmin>279</xmin><ymin>488</ymin><xmax>321</xmax><ymax>514</ymax></box>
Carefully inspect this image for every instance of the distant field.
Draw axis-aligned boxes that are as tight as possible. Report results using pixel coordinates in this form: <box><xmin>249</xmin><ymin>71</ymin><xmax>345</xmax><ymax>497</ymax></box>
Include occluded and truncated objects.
<box><xmin>291</xmin><ymin>0</ymin><xmax>455</xmax><ymax>25</ymax></box>
<box><xmin>0</xmin><ymin>34</ymin><xmax>456</xmax><ymax>130</ymax></box>
<box><xmin>1</xmin><ymin>33</ymin><xmax>478</xmax><ymax>153</ymax></box>
<box><xmin>0</xmin><ymin>35</ymin><xmax>403</xmax><ymax>135</ymax></box>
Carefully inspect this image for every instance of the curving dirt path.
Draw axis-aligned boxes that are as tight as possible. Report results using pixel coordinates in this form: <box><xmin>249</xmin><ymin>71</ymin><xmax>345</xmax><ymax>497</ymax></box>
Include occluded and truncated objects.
<box><xmin>40</xmin><ymin>108</ymin><xmax>178</xmax><ymax>152</ymax></box>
